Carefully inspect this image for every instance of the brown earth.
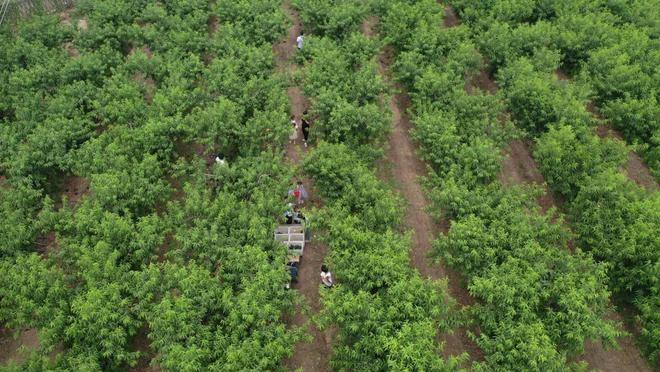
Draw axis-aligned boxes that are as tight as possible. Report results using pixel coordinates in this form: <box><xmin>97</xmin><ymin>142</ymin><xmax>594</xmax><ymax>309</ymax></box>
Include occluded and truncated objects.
<box><xmin>62</xmin><ymin>175</ymin><xmax>90</xmax><ymax>206</ymax></box>
<box><xmin>370</xmin><ymin>15</ymin><xmax>483</xmax><ymax>363</ymax></box>
<box><xmin>35</xmin><ymin>231</ymin><xmax>58</xmax><ymax>257</ymax></box>
<box><xmin>0</xmin><ymin>328</ymin><xmax>40</xmax><ymax>365</ymax></box>
<box><xmin>283</xmin><ymin>240</ymin><xmax>332</xmax><ymax>372</ymax></box>
<box><xmin>444</xmin><ymin>5</ymin><xmax>461</xmax><ymax>28</ymax></box>
<box><xmin>207</xmin><ymin>15</ymin><xmax>219</xmax><ymax>35</ymax></box>
<box><xmin>577</xmin><ymin>311</ymin><xmax>652</xmax><ymax>372</ymax></box>
<box><xmin>129</xmin><ymin>326</ymin><xmax>161</xmax><ymax>372</ymax></box>
<box><xmin>499</xmin><ymin>140</ymin><xmax>558</xmax><ymax>213</ymax></box>
<box><xmin>275</xmin><ymin>3</ymin><xmax>333</xmax><ymax>371</ymax></box>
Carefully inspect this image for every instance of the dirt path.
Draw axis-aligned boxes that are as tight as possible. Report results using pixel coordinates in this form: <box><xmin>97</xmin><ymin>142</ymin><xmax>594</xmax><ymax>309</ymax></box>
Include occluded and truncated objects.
<box><xmin>443</xmin><ymin>5</ymin><xmax>461</xmax><ymax>28</ymax></box>
<box><xmin>368</xmin><ymin>17</ymin><xmax>483</xmax><ymax>363</ymax></box>
<box><xmin>274</xmin><ymin>3</ymin><xmax>332</xmax><ymax>371</ymax></box>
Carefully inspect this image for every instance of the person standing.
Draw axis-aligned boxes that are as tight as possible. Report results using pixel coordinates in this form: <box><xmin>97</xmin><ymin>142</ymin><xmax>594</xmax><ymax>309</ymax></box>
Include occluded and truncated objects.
<box><xmin>215</xmin><ymin>153</ymin><xmax>227</xmax><ymax>166</ymax></box>
<box><xmin>320</xmin><ymin>265</ymin><xmax>333</xmax><ymax>288</ymax></box>
<box><xmin>296</xmin><ymin>31</ymin><xmax>304</xmax><ymax>50</ymax></box>
<box><xmin>295</xmin><ymin>181</ymin><xmax>307</xmax><ymax>204</ymax></box>
<box><xmin>289</xmin><ymin>116</ymin><xmax>299</xmax><ymax>144</ymax></box>
<box><xmin>301</xmin><ymin>115</ymin><xmax>310</xmax><ymax>147</ymax></box>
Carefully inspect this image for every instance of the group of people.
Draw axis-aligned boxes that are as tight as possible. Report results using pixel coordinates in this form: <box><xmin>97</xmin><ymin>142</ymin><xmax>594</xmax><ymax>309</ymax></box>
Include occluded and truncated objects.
<box><xmin>290</xmin><ymin>111</ymin><xmax>311</xmax><ymax>147</ymax></box>
<box><xmin>290</xmin><ymin>32</ymin><xmax>335</xmax><ymax>290</ymax></box>
<box><xmin>284</xmin><ymin>203</ymin><xmax>306</xmax><ymax>224</ymax></box>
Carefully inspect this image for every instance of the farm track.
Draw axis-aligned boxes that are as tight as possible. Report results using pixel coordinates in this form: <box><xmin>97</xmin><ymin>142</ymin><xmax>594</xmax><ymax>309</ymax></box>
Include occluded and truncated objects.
<box><xmin>366</xmin><ymin>16</ymin><xmax>484</xmax><ymax>363</ymax></box>
<box><xmin>446</xmin><ymin>5</ymin><xmax>652</xmax><ymax>370</ymax></box>
<box><xmin>275</xmin><ymin>3</ymin><xmax>332</xmax><ymax>371</ymax></box>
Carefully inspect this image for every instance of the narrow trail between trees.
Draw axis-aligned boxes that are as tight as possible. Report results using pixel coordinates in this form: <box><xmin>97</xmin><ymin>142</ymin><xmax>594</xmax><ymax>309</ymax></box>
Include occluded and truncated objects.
<box><xmin>365</xmin><ymin>16</ymin><xmax>483</xmax><ymax>363</ymax></box>
<box><xmin>274</xmin><ymin>3</ymin><xmax>332</xmax><ymax>371</ymax></box>
<box><xmin>446</xmin><ymin>5</ymin><xmax>651</xmax><ymax>370</ymax></box>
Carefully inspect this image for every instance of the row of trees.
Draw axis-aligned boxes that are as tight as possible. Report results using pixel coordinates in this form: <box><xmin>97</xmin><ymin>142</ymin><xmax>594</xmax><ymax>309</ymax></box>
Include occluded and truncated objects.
<box><xmin>1</xmin><ymin>0</ymin><xmax>304</xmax><ymax>370</ymax></box>
<box><xmin>379</xmin><ymin>1</ymin><xmax>624</xmax><ymax>370</ymax></box>
<box><xmin>449</xmin><ymin>0</ymin><xmax>659</xmax><ymax>365</ymax></box>
<box><xmin>450</xmin><ymin>0</ymin><xmax>659</xmax><ymax>179</ymax></box>
<box><xmin>294</xmin><ymin>0</ymin><xmax>465</xmax><ymax>369</ymax></box>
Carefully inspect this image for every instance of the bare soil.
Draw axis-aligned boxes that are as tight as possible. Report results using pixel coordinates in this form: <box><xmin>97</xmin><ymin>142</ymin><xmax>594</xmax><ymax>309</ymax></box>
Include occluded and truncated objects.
<box><xmin>555</xmin><ymin>69</ymin><xmax>570</xmax><ymax>81</ymax></box>
<box><xmin>444</xmin><ymin>5</ymin><xmax>461</xmax><ymax>28</ymax></box>
<box><xmin>466</xmin><ymin>69</ymin><xmax>497</xmax><ymax>94</ymax></box>
<box><xmin>129</xmin><ymin>326</ymin><xmax>161</xmax><ymax>372</ymax></box>
<box><xmin>64</xmin><ymin>42</ymin><xmax>80</xmax><ymax>57</ymax></box>
<box><xmin>133</xmin><ymin>73</ymin><xmax>157</xmax><ymax>104</ymax></box>
<box><xmin>207</xmin><ymin>15</ymin><xmax>219</xmax><ymax>35</ymax></box>
<box><xmin>283</xmin><ymin>241</ymin><xmax>333</xmax><ymax>372</ymax></box>
<box><xmin>577</xmin><ymin>311</ymin><xmax>652</xmax><ymax>372</ymax></box>
<box><xmin>35</xmin><ymin>231</ymin><xmax>58</xmax><ymax>257</ymax></box>
<box><xmin>275</xmin><ymin>3</ymin><xmax>333</xmax><ymax>371</ymax></box>
<box><xmin>361</xmin><ymin>16</ymin><xmax>378</xmax><ymax>38</ymax></box>
<box><xmin>0</xmin><ymin>328</ymin><xmax>39</xmax><ymax>365</ymax></box>
<box><xmin>62</xmin><ymin>175</ymin><xmax>90</xmax><ymax>206</ymax></box>
<box><xmin>59</xmin><ymin>7</ymin><xmax>73</xmax><ymax>27</ymax></box>
<box><xmin>499</xmin><ymin>140</ymin><xmax>557</xmax><ymax>213</ymax></box>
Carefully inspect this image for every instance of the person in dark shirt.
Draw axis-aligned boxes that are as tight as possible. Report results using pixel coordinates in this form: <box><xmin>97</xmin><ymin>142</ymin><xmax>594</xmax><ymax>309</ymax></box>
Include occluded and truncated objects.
<box><xmin>301</xmin><ymin>113</ymin><xmax>310</xmax><ymax>147</ymax></box>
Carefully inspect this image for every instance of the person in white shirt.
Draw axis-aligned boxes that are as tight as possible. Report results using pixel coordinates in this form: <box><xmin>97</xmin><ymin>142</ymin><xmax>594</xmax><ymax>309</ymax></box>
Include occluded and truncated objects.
<box><xmin>296</xmin><ymin>32</ymin><xmax>304</xmax><ymax>49</ymax></box>
<box><xmin>289</xmin><ymin>116</ymin><xmax>299</xmax><ymax>143</ymax></box>
<box><xmin>320</xmin><ymin>265</ymin><xmax>333</xmax><ymax>288</ymax></box>
<box><xmin>215</xmin><ymin>153</ymin><xmax>227</xmax><ymax>166</ymax></box>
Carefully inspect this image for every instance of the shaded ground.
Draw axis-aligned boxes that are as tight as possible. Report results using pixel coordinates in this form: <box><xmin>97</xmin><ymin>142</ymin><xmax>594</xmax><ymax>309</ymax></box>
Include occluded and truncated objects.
<box><xmin>207</xmin><ymin>15</ymin><xmax>219</xmax><ymax>35</ymax></box>
<box><xmin>444</xmin><ymin>5</ymin><xmax>461</xmax><ymax>28</ymax></box>
<box><xmin>129</xmin><ymin>326</ymin><xmax>161</xmax><ymax>372</ymax></box>
<box><xmin>0</xmin><ymin>328</ymin><xmax>39</xmax><ymax>365</ymax></box>
<box><xmin>577</xmin><ymin>311</ymin><xmax>652</xmax><ymax>372</ymax></box>
<box><xmin>371</xmin><ymin>16</ymin><xmax>483</xmax><ymax>363</ymax></box>
<box><xmin>275</xmin><ymin>3</ymin><xmax>332</xmax><ymax>371</ymax></box>
<box><xmin>499</xmin><ymin>139</ymin><xmax>557</xmax><ymax>213</ymax></box>
<box><xmin>62</xmin><ymin>175</ymin><xmax>90</xmax><ymax>206</ymax></box>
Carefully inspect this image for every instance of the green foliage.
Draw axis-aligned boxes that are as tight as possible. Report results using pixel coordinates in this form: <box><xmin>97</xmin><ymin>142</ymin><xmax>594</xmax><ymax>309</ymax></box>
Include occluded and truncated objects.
<box><xmin>570</xmin><ymin>170</ymin><xmax>659</xmax><ymax>296</ymax></box>
<box><xmin>299</xmin><ymin>34</ymin><xmax>390</xmax><ymax>147</ymax></box>
<box><xmin>498</xmin><ymin>57</ymin><xmax>593</xmax><ymax>134</ymax></box>
<box><xmin>0</xmin><ymin>184</ymin><xmax>53</xmax><ymax>257</ymax></box>
<box><xmin>66</xmin><ymin>284</ymin><xmax>141</xmax><ymax>368</ymax></box>
<box><xmin>1</xmin><ymin>0</ymin><xmax>301</xmax><ymax>369</ymax></box>
<box><xmin>215</xmin><ymin>0</ymin><xmax>288</xmax><ymax>44</ymax></box>
<box><xmin>380</xmin><ymin>1</ymin><xmax>628</xmax><ymax>369</ymax></box>
<box><xmin>304</xmin><ymin>142</ymin><xmax>403</xmax><ymax>230</ymax></box>
<box><xmin>0</xmin><ymin>254</ymin><xmax>70</xmax><ymax>335</ymax></box>
<box><xmin>293</xmin><ymin>0</ymin><xmax>369</xmax><ymax>38</ymax></box>
<box><xmin>535</xmin><ymin>124</ymin><xmax>628</xmax><ymax>197</ymax></box>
